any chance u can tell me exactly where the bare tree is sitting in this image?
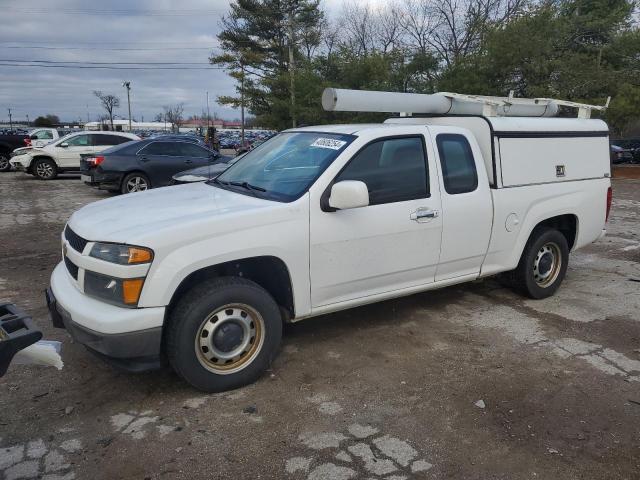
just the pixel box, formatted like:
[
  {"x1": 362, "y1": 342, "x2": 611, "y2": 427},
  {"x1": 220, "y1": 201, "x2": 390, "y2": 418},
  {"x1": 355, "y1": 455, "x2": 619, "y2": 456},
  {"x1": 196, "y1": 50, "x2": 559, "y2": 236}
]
[
  {"x1": 375, "y1": 4, "x2": 404, "y2": 53},
  {"x1": 424, "y1": 0, "x2": 528, "y2": 67},
  {"x1": 402, "y1": 0, "x2": 438, "y2": 55},
  {"x1": 321, "y1": 16, "x2": 343, "y2": 58},
  {"x1": 341, "y1": 1, "x2": 375, "y2": 55},
  {"x1": 93, "y1": 91, "x2": 120, "y2": 131},
  {"x1": 163, "y1": 103, "x2": 184, "y2": 133}
]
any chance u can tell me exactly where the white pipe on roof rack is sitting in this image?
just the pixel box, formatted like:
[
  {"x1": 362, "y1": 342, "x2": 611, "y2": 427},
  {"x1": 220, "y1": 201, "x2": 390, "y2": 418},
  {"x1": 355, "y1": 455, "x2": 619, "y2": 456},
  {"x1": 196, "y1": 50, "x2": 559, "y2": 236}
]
[{"x1": 322, "y1": 88, "x2": 560, "y2": 117}]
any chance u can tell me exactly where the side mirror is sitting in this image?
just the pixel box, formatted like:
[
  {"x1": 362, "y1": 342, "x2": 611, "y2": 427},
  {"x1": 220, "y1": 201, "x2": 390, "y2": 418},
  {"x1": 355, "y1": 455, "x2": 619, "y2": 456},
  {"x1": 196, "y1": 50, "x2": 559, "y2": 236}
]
[
  {"x1": 59, "y1": 142, "x2": 69, "y2": 148},
  {"x1": 328, "y1": 180, "x2": 369, "y2": 210},
  {"x1": 30, "y1": 135, "x2": 38, "y2": 140}
]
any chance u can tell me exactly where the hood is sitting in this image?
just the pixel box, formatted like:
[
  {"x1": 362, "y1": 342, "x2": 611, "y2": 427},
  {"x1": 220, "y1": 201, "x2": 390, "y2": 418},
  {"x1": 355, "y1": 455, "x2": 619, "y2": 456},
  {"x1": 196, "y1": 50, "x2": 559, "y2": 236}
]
[
  {"x1": 68, "y1": 182, "x2": 282, "y2": 244},
  {"x1": 173, "y1": 161, "x2": 232, "y2": 181}
]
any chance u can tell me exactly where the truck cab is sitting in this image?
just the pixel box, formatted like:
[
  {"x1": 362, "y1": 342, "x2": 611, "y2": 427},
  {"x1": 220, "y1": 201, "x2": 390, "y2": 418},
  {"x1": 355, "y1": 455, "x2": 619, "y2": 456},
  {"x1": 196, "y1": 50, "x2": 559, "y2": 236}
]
[{"x1": 45, "y1": 90, "x2": 612, "y2": 392}]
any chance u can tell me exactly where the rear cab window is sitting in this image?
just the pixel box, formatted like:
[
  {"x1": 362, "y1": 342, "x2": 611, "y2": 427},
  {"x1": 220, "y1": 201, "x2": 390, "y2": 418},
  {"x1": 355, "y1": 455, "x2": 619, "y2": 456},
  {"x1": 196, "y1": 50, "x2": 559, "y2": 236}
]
[{"x1": 436, "y1": 134, "x2": 478, "y2": 195}]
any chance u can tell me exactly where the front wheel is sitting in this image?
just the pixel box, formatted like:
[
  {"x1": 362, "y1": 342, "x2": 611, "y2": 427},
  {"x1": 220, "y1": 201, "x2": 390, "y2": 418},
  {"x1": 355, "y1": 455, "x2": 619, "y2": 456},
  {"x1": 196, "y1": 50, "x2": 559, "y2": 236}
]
[
  {"x1": 33, "y1": 158, "x2": 58, "y2": 180},
  {"x1": 510, "y1": 227, "x2": 569, "y2": 299},
  {"x1": 121, "y1": 172, "x2": 151, "y2": 194},
  {"x1": 0, "y1": 154, "x2": 10, "y2": 172},
  {"x1": 166, "y1": 277, "x2": 283, "y2": 392}
]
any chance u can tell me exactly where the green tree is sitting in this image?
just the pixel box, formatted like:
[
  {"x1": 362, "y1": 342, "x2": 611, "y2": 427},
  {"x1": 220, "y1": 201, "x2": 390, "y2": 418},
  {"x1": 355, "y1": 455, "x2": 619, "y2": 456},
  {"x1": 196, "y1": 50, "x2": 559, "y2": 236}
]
[
  {"x1": 33, "y1": 114, "x2": 60, "y2": 127},
  {"x1": 212, "y1": 0, "x2": 323, "y2": 130}
]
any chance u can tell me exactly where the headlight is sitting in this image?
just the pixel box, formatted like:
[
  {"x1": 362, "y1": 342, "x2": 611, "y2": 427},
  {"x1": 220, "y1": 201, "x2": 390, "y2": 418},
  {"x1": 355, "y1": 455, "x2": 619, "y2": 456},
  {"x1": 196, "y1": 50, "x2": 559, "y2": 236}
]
[
  {"x1": 89, "y1": 243, "x2": 153, "y2": 264},
  {"x1": 84, "y1": 271, "x2": 145, "y2": 307}
]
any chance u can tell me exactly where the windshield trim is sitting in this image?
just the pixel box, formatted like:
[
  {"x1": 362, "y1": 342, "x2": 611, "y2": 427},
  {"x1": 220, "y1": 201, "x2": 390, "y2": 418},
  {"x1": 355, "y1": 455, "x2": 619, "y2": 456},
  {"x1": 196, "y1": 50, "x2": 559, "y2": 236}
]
[{"x1": 208, "y1": 131, "x2": 356, "y2": 203}]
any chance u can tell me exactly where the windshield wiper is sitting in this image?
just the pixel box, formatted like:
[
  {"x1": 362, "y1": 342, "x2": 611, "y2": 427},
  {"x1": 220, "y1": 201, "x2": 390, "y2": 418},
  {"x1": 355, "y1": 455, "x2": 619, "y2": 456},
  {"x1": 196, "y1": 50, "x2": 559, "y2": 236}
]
[{"x1": 230, "y1": 181, "x2": 267, "y2": 192}]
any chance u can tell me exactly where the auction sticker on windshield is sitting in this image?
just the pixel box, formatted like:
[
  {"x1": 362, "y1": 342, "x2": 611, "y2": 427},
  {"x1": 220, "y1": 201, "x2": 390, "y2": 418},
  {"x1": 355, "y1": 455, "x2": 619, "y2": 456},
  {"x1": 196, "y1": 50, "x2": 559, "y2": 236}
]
[{"x1": 310, "y1": 138, "x2": 347, "y2": 150}]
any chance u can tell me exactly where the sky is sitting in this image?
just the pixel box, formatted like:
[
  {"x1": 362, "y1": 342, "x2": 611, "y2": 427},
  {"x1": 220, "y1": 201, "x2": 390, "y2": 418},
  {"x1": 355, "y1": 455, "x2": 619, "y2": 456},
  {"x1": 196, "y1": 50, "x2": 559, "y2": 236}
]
[{"x1": 0, "y1": 0, "x2": 384, "y2": 125}]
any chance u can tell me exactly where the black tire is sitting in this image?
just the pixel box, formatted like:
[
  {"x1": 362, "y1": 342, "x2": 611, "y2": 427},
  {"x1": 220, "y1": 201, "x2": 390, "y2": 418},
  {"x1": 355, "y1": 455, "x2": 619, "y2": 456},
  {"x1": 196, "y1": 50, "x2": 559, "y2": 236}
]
[
  {"x1": 121, "y1": 172, "x2": 151, "y2": 194},
  {"x1": 0, "y1": 154, "x2": 10, "y2": 172},
  {"x1": 166, "y1": 277, "x2": 283, "y2": 392},
  {"x1": 510, "y1": 227, "x2": 569, "y2": 299},
  {"x1": 33, "y1": 158, "x2": 58, "y2": 180}
]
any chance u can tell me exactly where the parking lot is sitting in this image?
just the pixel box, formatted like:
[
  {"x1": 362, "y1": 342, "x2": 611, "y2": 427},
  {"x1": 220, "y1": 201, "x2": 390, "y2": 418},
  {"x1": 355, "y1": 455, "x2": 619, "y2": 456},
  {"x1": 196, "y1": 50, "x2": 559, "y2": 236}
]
[{"x1": 0, "y1": 171, "x2": 638, "y2": 479}]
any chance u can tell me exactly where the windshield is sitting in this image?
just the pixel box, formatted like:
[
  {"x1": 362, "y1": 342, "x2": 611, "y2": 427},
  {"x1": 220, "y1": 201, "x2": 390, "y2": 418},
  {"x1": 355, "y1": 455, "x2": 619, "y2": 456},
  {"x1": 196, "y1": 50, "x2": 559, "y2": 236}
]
[{"x1": 213, "y1": 132, "x2": 354, "y2": 202}]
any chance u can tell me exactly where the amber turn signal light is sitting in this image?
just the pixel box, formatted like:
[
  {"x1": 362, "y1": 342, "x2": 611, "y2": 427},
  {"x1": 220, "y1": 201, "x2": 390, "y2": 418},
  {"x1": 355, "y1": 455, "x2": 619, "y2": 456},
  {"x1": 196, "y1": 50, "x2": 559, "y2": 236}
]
[
  {"x1": 128, "y1": 247, "x2": 153, "y2": 264},
  {"x1": 122, "y1": 278, "x2": 145, "y2": 305}
]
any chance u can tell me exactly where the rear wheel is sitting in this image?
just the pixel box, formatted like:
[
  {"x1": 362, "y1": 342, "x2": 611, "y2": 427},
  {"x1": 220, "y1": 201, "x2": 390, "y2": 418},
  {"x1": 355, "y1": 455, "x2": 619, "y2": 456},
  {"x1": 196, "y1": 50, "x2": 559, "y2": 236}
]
[
  {"x1": 121, "y1": 172, "x2": 151, "y2": 194},
  {"x1": 0, "y1": 154, "x2": 10, "y2": 172},
  {"x1": 33, "y1": 158, "x2": 57, "y2": 180},
  {"x1": 166, "y1": 277, "x2": 282, "y2": 392},
  {"x1": 510, "y1": 227, "x2": 569, "y2": 299}
]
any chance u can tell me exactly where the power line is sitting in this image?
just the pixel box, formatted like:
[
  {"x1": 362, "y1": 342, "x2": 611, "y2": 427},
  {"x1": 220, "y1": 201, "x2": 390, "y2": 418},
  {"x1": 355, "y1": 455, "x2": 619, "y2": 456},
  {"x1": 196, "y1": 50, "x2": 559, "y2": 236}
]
[
  {"x1": 3, "y1": 8, "x2": 227, "y2": 16},
  {"x1": 0, "y1": 45, "x2": 215, "y2": 51},
  {"x1": 0, "y1": 63, "x2": 224, "y2": 70},
  {"x1": 0, "y1": 59, "x2": 211, "y2": 65}
]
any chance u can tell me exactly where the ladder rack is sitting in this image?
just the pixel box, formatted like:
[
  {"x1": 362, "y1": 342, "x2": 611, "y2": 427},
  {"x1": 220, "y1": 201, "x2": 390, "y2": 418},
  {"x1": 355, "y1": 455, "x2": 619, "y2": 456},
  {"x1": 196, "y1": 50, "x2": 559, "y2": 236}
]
[{"x1": 322, "y1": 88, "x2": 610, "y2": 119}]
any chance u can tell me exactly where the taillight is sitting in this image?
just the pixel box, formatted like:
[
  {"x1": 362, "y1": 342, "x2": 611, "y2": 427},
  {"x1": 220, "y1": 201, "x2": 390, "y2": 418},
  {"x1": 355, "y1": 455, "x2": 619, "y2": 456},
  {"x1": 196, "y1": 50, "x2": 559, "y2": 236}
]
[
  {"x1": 24, "y1": 138, "x2": 31, "y2": 146},
  {"x1": 87, "y1": 156, "x2": 105, "y2": 166},
  {"x1": 606, "y1": 186, "x2": 612, "y2": 222}
]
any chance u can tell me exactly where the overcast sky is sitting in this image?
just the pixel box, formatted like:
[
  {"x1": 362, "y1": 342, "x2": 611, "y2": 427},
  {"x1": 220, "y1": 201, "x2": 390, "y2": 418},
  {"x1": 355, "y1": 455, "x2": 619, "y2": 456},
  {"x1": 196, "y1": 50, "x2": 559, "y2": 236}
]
[{"x1": 0, "y1": 0, "x2": 362, "y2": 124}]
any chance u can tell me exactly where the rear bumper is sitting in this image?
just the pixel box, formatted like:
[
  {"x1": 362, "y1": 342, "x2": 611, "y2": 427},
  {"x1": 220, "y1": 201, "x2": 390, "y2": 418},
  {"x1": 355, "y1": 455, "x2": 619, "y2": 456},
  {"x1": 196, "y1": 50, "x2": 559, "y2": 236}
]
[
  {"x1": 48, "y1": 262, "x2": 165, "y2": 371},
  {"x1": 80, "y1": 170, "x2": 122, "y2": 190}
]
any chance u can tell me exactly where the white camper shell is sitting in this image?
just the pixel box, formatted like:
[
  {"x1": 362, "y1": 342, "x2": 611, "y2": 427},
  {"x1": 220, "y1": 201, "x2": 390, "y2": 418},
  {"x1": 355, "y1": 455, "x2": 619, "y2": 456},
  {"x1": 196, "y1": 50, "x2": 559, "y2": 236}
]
[{"x1": 385, "y1": 116, "x2": 610, "y2": 188}]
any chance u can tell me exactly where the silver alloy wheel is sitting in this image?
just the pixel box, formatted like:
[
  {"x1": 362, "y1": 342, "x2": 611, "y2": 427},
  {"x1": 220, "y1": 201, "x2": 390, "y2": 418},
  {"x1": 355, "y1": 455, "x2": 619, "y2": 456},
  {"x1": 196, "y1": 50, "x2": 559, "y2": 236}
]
[
  {"x1": 0, "y1": 156, "x2": 8, "y2": 170},
  {"x1": 533, "y1": 242, "x2": 562, "y2": 287},
  {"x1": 195, "y1": 304, "x2": 265, "y2": 375},
  {"x1": 36, "y1": 161, "x2": 54, "y2": 178},
  {"x1": 126, "y1": 176, "x2": 149, "y2": 192}
]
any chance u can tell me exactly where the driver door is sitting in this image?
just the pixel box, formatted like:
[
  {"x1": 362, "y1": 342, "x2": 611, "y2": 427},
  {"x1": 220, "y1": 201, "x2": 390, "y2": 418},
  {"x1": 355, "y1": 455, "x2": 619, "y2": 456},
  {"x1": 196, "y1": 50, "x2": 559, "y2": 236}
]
[
  {"x1": 309, "y1": 132, "x2": 443, "y2": 308},
  {"x1": 56, "y1": 134, "x2": 93, "y2": 168}
]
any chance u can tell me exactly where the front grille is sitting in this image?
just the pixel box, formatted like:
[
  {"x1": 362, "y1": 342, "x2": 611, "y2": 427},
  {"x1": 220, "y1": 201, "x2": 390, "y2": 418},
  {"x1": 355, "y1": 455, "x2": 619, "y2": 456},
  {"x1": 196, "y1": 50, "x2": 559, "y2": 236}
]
[
  {"x1": 64, "y1": 256, "x2": 79, "y2": 280},
  {"x1": 65, "y1": 226, "x2": 88, "y2": 253}
]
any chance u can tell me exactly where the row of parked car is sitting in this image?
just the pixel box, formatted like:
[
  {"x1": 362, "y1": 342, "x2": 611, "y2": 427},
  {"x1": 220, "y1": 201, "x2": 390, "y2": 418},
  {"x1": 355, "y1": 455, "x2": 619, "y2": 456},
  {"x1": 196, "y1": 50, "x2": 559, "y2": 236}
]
[{"x1": 2, "y1": 129, "x2": 241, "y2": 194}]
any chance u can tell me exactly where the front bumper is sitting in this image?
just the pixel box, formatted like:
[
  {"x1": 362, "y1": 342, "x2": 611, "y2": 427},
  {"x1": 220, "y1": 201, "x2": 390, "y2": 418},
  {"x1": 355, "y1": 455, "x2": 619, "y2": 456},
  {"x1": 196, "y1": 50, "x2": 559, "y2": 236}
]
[
  {"x1": 9, "y1": 156, "x2": 31, "y2": 171},
  {"x1": 48, "y1": 262, "x2": 165, "y2": 371}
]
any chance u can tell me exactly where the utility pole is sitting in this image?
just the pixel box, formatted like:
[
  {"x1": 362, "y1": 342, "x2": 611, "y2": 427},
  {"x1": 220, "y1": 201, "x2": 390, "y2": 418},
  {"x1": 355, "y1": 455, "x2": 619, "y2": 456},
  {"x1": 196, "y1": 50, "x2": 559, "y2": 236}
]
[
  {"x1": 26, "y1": 114, "x2": 29, "y2": 126},
  {"x1": 240, "y1": 63, "x2": 245, "y2": 145},
  {"x1": 288, "y1": 8, "x2": 297, "y2": 128},
  {"x1": 123, "y1": 81, "x2": 132, "y2": 131},
  {"x1": 206, "y1": 91, "x2": 211, "y2": 130},
  {"x1": 8, "y1": 108, "x2": 12, "y2": 132}
]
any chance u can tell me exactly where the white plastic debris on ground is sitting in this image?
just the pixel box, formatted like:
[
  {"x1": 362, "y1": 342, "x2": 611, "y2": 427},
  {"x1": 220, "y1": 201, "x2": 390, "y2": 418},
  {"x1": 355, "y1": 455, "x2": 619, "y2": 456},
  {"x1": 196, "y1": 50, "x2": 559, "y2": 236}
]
[{"x1": 13, "y1": 341, "x2": 63, "y2": 370}]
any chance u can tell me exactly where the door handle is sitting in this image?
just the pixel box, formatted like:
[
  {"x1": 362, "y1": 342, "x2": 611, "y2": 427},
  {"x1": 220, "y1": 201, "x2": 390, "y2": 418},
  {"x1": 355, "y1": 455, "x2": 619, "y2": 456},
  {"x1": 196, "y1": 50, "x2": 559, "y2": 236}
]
[
  {"x1": 140, "y1": 156, "x2": 149, "y2": 162},
  {"x1": 185, "y1": 159, "x2": 193, "y2": 164},
  {"x1": 410, "y1": 208, "x2": 439, "y2": 222}
]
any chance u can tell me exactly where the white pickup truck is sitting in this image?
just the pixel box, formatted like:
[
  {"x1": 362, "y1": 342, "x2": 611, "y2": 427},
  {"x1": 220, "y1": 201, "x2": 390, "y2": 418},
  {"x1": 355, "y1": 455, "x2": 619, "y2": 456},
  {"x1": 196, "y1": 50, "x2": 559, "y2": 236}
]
[{"x1": 45, "y1": 89, "x2": 612, "y2": 391}]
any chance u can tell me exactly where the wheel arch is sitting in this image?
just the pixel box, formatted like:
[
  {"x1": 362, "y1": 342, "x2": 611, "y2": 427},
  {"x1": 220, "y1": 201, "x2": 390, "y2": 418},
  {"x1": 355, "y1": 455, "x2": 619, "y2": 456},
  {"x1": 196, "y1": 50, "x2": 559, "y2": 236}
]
[
  {"x1": 31, "y1": 154, "x2": 56, "y2": 165},
  {"x1": 533, "y1": 214, "x2": 578, "y2": 251},
  {"x1": 165, "y1": 255, "x2": 296, "y2": 323},
  {"x1": 121, "y1": 170, "x2": 152, "y2": 190}
]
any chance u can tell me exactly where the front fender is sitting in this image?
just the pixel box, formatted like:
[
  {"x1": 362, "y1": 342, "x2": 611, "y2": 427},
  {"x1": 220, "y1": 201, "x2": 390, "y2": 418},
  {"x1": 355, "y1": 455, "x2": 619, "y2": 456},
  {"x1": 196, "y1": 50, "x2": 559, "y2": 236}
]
[{"x1": 137, "y1": 215, "x2": 310, "y2": 317}]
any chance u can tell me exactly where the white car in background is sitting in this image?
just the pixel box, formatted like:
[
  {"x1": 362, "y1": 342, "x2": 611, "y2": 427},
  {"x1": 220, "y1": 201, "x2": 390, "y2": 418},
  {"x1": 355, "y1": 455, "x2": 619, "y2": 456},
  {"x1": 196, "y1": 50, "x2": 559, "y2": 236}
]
[{"x1": 10, "y1": 131, "x2": 139, "y2": 180}]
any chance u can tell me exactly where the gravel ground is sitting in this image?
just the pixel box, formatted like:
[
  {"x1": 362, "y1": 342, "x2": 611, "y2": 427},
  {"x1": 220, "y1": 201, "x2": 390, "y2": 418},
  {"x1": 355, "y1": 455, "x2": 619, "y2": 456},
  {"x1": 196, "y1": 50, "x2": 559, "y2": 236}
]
[{"x1": 0, "y1": 171, "x2": 639, "y2": 480}]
